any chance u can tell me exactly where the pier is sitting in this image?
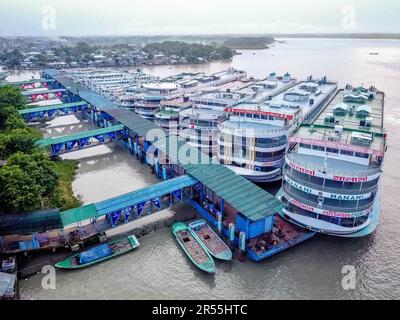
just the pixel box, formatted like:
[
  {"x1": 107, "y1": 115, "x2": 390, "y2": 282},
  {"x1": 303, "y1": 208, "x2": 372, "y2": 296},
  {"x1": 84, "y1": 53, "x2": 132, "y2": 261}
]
[
  {"x1": 0, "y1": 71, "x2": 316, "y2": 262},
  {"x1": 19, "y1": 101, "x2": 89, "y2": 122}
]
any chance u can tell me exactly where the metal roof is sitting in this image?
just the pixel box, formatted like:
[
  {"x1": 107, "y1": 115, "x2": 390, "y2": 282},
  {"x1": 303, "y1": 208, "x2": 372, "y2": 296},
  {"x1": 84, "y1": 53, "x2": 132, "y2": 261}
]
[
  {"x1": 60, "y1": 204, "x2": 98, "y2": 227},
  {"x1": 0, "y1": 209, "x2": 62, "y2": 236},
  {"x1": 183, "y1": 164, "x2": 284, "y2": 220},
  {"x1": 1, "y1": 78, "x2": 55, "y2": 86},
  {"x1": 0, "y1": 272, "x2": 16, "y2": 298},
  {"x1": 19, "y1": 101, "x2": 87, "y2": 115},
  {"x1": 105, "y1": 107, "x2": 160, "y2": 137},
  {"x1": 36, "y1": 124, "x2": 125, "y2": 147},
  {"x1": 95, "y1": 175, "x2": 197, "y2": 215},
  {"x1": 60, "y1": 176, "x2": 197, "y2": 226},
  {"x1": 21, "y1": 88, "x2": 67, "y2": 96}
]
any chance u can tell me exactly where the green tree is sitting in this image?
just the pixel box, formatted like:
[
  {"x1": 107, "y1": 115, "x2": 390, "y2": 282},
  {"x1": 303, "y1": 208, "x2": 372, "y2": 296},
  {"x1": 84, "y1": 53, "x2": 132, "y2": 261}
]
[
  {"x1": 7, "y1": 151, "x2": 59, "y2": 197},
  {"x1": 3, "y1": 128, "x2": 36, "y2": 156},
  {"x1": 0, "y1": 165, "x2": 41, "y2": 212},
  {"x1": 0, "y1": 86, "x2": 26, "y2": 110}
]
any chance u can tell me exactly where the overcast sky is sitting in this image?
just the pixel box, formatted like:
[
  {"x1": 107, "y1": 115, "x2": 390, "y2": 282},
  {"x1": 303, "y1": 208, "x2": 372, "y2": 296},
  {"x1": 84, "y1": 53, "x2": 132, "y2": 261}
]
[{"x1": 1, "y1": 0, "x2": 399, "y2": 36}]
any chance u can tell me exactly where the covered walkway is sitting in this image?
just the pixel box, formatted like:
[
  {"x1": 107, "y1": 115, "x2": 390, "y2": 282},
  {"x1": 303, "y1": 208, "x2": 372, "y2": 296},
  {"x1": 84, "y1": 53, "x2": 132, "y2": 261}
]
[
  {"x1": 36, "y1": 124, "x2": 128, "y2": 155},
  {"x1": 60, "y1": 175, "x2": 198, "y2": 228},
  {"x1": 19, "y1": 101, "x2": 88, "y2": 121}
]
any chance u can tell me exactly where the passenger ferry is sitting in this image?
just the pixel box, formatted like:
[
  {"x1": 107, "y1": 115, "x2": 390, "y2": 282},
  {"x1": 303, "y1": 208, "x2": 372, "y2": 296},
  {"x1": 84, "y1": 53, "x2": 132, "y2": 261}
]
[
  {"x1": 218, "y1": 75, "x2": 338, "y2": 182},
  {"x1": 154, "y1": 97, "x2": 192, "y2": 134},
  {"x1": 134, "y1": 82, "x2": 180, "y2": 120},
  {"x1": 179, "y1": 88, "x2": 251, "y2": 157},
  {"x1": 279, "y1": 85, "x2": 387, "y2": 237}
]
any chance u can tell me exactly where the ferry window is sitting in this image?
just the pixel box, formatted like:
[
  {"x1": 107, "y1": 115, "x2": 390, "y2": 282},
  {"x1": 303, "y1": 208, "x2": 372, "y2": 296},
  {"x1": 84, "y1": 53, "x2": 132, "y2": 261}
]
[
  {"x1": 340, "y1": 150, "x2": 354, "y2": 156},
  {"x1": 312, "y1": 145, "x2": 325, "y2": 151},
  {"x1": 300, "y1": 143, "x2": 312, "y2": 149},
  {"x1": 246, "y1": 113, "x2": 252, "y2": 118},
  {"x1": 269, "y1": 116, "x2": 274, "y2": 120},
  {"x1": 355, "y1": 152, "x2": 369, "y2": 159},
  {"x1": 326, "y1": 148, "x2": 339, "y2": 154}
]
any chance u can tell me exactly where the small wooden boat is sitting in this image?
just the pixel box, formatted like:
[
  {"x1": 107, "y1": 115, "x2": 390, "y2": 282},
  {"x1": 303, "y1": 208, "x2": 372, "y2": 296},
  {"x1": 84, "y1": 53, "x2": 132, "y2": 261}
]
[
  {"x1": 188, "y1": 220, "x2": 232, "y2": 261},
  {"x1": 55, "y1": 235, "x2": 140, "y2": 269},
  {"x1": 172, "y1": 222, "x2": 215, "y2": 274}
]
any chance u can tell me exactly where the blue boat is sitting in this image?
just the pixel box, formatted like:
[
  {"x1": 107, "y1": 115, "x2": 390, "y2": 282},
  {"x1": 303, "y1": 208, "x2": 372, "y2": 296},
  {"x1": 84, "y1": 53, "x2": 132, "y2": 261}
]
[{"x1": 188, "y1": 219, "x2": 232, "y2": 261}]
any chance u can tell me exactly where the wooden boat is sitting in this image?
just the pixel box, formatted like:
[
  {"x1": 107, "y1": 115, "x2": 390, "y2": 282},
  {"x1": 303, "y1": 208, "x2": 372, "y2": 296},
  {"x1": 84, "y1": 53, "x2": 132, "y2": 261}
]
[
  {"x1": 172, "y1": 222, "x2": 215, "y2": 274},
  {"x1": 188, "y1": 220, "x2": 232, "y2": 261},
  {"x1": 55, "y1": 235, "x2": 140, "y2": 270}
]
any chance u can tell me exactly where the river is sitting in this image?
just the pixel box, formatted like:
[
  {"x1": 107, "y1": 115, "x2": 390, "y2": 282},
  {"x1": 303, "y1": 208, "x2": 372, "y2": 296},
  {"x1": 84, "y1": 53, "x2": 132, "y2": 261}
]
[{"x1": 14, "y1": 38, "x2": 400, "y2": 299}]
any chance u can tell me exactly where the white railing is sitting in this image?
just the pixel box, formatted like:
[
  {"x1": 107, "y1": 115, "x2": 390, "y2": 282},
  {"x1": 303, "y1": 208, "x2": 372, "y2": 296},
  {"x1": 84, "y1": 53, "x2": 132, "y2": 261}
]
[{"x1": 286, "y1": 152, "x2": 381, "y2": 177}]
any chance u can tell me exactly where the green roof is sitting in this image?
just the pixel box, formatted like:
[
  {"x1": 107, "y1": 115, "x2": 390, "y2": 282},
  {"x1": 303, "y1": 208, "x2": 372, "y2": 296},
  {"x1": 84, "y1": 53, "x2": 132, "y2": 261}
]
[
  {"x1": 21, "y1": 88, "x2": 67, "y2": 96},
  {"x1": 36, "y1": 124, "x2": 126, "y2": 148},
  {"x1": 105, "y1": 108, "x2": 161, "y2": 137},
  {"x1": 60, "y1": 176, "x2": 197, "y2": 226},
  {"x1": 1, "y1": 78, "x2": 55, "y2": 86},
  {"x1": 183, "y1": 164, "x2": 284, "y2": 221},
  {"x1": 19, "y1": 101, "x2": 87, "y2": 115},
  {"x1": 95, "y1": 175, "x2": 197, "y2": 215},
  {"x1": 60, "y1": 204, "x2": 98, "y2": 227}
]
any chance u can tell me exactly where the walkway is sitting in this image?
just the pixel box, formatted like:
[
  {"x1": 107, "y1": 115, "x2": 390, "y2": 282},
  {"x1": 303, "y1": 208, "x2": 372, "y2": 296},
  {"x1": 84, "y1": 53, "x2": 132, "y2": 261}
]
[
  {"x1": 36, "y1": 124, "x2": 128, "y2": 155},
  {"x1": 19, "y1": 101, "x2": 88, "y2": 121}
]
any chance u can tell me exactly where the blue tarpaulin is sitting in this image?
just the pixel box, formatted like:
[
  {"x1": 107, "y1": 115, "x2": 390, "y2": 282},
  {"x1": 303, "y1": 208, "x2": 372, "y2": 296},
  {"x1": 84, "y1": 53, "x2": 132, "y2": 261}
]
[{"x1": 79, "y1": 243, "x2": 112, "y2": 265}]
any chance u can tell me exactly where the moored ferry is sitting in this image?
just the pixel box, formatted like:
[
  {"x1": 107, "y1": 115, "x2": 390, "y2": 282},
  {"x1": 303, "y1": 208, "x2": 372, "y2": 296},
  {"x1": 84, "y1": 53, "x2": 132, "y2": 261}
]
[
  {"x1": 134, "y1": 82, "x2": 181, "y2": 120},
  {"x1": 279, "y1": 85, "x2": 387, "y2": 237},
  {"x1": 154, "y1": 97, "x2": 192, "y2": 134},
  {"x1": 218, "y1": 75, "x2": 337, "y2": 182}
]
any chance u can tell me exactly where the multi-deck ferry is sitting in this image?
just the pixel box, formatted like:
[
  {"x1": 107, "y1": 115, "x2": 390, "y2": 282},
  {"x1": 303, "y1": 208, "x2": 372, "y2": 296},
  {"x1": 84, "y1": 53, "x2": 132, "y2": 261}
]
[
  {"x1": 218, "y1": 75, "x2": 337, "y2": 182},
  {"x1": 134, "y1": 82, "x2": 181, "y2": 120},
  {"x1": 179, "y1": 88, "x2": 252, "y2": 157},
  {"x1": 279, "y1": 85, "x2": 387, "y2": 237},
  {"x1": 154, "y1": 97, "x2": 192, "y2": 134}
]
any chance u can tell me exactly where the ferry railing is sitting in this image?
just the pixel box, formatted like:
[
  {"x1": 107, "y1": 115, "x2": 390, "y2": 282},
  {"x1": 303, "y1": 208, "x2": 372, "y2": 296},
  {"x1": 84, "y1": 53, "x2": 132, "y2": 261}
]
[
  {"x1": 285, "y1": 153, "x2": 381, "y2": 177},
  {"x1": 218, "y1": 123, "x2": 288, "y2": 135},
  {"x1": 217, "y1": 137, "x2": 286, "y2": 149},
  {"x1": 284, "y1": 170, "x2": 379, "y2": 195},
  {"x1": 282, "y1": 184, "x2": 374, "y2": 214}
]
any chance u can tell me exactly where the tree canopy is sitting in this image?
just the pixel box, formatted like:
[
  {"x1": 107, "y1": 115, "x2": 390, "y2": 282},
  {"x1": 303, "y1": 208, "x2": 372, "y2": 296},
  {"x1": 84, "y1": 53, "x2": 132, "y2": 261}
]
[{"x1": 0, "y1": 86, "x2": 80, "y2": 213}]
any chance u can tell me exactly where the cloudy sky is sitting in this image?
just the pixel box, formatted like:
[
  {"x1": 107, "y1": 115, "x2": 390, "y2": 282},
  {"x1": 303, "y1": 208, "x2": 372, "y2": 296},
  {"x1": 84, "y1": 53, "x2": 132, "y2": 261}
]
[{"x1": 0, "y1": 0, "x2": 399, "y2": 36}]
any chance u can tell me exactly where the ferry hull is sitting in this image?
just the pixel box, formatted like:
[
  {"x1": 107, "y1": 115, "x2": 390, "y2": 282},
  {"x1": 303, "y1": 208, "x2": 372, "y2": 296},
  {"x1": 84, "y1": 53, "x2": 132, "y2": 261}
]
[
  {"x1": 277, "y1": 188, "x2": 381, "y2": 238},
  {"x1": 225, "y1": 165, "x2": 282, "y2": 183}
]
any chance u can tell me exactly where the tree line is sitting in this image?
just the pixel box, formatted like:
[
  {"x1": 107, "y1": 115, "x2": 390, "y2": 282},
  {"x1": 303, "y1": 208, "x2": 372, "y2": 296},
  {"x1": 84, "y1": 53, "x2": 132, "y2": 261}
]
[{"x1": 0, "y1": 86, "x2": 80, "y2": 213}]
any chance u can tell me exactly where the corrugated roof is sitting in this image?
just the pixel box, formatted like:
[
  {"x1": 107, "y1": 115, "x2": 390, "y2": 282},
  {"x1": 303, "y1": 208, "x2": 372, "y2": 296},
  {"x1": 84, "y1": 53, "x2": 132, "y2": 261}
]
[
  {"x1": 19, "y1": 101, "x2": 87, "y2": 115},
  {"x1": 95, "y1": 175, "x2": 197, "y2": 215},
  {"x1": 60, "y1": 204, "x2": 98, "y2": 226},
  {"x1": 183, "y1": 164, "x2": 284, "y2": 220},
  {"x1": 36, "y1": 124, "x2": 126, "y2": 147},
  {"x1": 105, "y1": 108, "x2": 162, "y2": 137},
  {"x1": 0, "y1": 272, "x2": 16, "y2": 298},
  {"x1": 1, "y1": 78, "x2": 55, "y2": 86},
  {"x1": 60, "y1": 176, "x2": 197, "y2": 226},
  {"x1": 0, "y1": 209, "x2": 61, "y2": 235},
  {"x1": 21, "y1": 88, "x2": 67, "y2": 96}
]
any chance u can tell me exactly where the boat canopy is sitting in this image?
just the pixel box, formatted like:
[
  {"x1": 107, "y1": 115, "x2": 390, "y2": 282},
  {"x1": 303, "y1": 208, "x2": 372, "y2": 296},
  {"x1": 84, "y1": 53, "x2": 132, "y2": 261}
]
[{"x1": 79, "y1": 243, "x2": 112, "y2": 265}]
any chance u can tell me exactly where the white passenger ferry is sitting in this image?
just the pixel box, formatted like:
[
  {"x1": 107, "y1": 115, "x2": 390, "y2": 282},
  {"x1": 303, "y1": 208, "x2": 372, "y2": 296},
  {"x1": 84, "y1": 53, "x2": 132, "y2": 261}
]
[
  {"x1": 218, "y1": 75, "x2": 337, "y2": 182},
  {"x1": 279, "y1": 85, "x2": 387, "y2": 237}
]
